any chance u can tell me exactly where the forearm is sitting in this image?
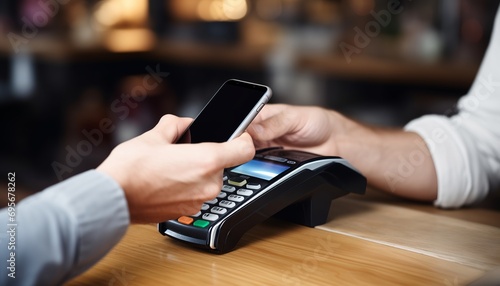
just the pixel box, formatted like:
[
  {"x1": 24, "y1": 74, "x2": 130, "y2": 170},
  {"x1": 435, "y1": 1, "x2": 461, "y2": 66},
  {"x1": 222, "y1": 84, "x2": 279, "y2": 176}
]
[
  {"x1": 333, "y1": 112, "x2": 438, "y2": 201},
  {"x1": 0, "y1": 170, "x2": 129, "y2": 285}
]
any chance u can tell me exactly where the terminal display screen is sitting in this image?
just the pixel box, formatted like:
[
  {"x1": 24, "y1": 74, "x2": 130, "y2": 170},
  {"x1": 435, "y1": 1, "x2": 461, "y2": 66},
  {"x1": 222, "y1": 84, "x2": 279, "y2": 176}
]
[{"x1": 231, "y1": 159, "x2": 290, "y2": 181}]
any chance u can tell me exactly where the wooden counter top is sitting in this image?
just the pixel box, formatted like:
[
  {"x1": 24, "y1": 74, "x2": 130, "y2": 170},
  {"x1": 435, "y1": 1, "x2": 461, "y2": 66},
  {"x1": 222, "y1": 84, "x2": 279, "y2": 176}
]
[{"x1": 67, "y1": 191, "x2": 500, "y2": 285}]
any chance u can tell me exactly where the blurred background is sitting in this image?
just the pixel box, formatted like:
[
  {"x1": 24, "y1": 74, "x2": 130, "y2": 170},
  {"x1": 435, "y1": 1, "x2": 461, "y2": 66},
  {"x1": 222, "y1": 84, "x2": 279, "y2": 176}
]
[{"x1": 1, "y1": 0, "x2": 499, "y2": 197}]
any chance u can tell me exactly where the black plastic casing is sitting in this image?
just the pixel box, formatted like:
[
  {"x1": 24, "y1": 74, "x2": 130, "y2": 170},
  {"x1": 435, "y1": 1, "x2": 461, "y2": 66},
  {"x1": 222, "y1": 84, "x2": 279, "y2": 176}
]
[{"x1": 158, "y1": 148, "x2": 366, "y2": 253}]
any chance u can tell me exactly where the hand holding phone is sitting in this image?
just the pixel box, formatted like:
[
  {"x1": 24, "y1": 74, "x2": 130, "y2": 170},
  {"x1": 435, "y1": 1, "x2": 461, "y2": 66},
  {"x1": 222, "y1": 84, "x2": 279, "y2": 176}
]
[{"x1": 177, "y1": 79, "x2": 272, "y2": 143}]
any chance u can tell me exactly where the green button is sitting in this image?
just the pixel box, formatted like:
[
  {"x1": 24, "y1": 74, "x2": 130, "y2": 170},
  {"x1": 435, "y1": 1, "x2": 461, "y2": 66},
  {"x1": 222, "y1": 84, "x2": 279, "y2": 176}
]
[{"x1": 193, "y1": 219, "x2": 210, "y2": 228}]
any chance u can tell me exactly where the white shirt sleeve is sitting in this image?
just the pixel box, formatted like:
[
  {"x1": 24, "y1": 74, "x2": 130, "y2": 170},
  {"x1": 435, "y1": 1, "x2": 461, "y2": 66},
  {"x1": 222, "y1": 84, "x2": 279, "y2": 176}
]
[
  {"x1": 0, "y1": 170, "x2": 130, "y2": 285},
  {"x1": 405, "y1": 5, "x2": 500, "y2": 208}
]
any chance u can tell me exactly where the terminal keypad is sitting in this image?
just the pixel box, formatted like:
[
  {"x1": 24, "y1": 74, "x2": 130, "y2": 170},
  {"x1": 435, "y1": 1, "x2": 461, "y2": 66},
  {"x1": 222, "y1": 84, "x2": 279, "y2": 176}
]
[{"x1": 177, "y1": 174, "x2": 265, "y2": 228}]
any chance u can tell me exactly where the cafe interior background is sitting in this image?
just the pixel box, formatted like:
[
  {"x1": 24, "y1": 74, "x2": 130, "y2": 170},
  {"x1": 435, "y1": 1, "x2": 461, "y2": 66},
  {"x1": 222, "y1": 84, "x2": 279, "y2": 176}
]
[{"x1": 0, "y1": 0, "x2": 499, "y2": 201}]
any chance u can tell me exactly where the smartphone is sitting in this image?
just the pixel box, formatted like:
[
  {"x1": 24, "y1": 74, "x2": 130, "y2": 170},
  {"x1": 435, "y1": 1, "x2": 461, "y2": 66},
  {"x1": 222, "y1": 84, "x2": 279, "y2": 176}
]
[{"x1": 177, "y1": 79, "x2": 272, "y2": 143}]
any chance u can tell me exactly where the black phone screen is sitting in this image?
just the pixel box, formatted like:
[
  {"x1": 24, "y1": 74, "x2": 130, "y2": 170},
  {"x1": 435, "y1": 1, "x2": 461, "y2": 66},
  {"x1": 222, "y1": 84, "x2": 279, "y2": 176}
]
[{"x1": 178, "y1": 80, "x2": 269, "y2": 143}]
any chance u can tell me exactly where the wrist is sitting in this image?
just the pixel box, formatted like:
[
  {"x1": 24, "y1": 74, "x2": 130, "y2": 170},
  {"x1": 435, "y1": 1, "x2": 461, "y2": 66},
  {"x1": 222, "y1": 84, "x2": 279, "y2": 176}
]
[
  {"x1": 96, "y1": 159, "x2": 131, "y2": 194},
  {"x1": 333, "y1": 113, "x2": 383, "y2": 174}
]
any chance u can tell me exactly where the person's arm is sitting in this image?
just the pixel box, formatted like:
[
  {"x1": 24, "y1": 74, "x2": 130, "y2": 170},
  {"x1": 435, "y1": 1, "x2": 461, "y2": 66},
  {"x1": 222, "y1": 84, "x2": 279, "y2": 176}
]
[
  {"x1": 249, "y1": 6, "x2": 500, "y2": 208},
  {"x1": 404, "y1": 4, "x2": 500, "y2": 208},
  {"x1": 0, "y1": 170, "x2": 129, "y2": 286},
  {"x1": 334, "y1": 114, "x2": 439, "y2": 201},
  {"x1": 0, "y1": 114, "x2": 255, "y2": 285},
  {"x1": 248, "y1": 105, "x2": 437, "y2": 202}
]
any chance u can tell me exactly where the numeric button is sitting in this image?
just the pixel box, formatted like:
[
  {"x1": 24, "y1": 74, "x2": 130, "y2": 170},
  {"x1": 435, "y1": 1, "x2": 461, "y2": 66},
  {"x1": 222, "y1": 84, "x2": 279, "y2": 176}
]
[
  {"x1": 219, "y1": 200, "x2": 236, "y2": 208},
  {"x1": 237, "y1": 189, "x2": 253, "y2": 196},
  {"x1": 228, "y1": 194, "x2": 245, "y2": 202},
  {"x1": 202, "y1": 213, "x2": 219, "y2": 221},
  {"x1": 206, "y1": 198, "x2": 218, "y2": 204},
  {"x1": 222, "y1": 185, "x2": 236, "y2": 193},
  {"x1": 211, "y1": 206, "x2": 227, "y2": 215}
]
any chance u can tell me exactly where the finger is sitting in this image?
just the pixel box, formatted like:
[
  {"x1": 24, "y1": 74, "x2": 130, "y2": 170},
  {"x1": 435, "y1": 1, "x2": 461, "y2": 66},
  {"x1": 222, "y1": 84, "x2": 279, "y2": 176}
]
[
  {"x1": 248, "y1": 104, "x2": 286, "y2": 139},
  {"x1": 217, "y1": 132, "x2": 255, "y2": 168},
  {"x1": 251, "y1": 104, "x2": 284, "y2": 124},
  {"x1": 248, "y1": 109, "x2": 295, "y2": 142},
  {"x1": 175, "y1": 117, "x2": 194, "y2": 140},
  {"x1": 154, "y1": 114, "x2": 193, "y2": 142}
]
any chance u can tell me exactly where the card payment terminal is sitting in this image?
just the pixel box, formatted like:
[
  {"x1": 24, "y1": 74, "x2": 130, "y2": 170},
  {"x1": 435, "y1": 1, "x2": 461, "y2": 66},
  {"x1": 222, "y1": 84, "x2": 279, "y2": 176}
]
[{"x1": 158, "y1": 147, "x2": 366, "y2": 253}]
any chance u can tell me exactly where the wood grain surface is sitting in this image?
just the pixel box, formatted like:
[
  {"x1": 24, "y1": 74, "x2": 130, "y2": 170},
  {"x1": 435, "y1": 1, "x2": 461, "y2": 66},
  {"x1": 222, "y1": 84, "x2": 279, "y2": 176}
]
[
  {"x1": 319, "y1": 198, "x2": 500, "y2": 271},
  {"x1": 67, "y1": 217, "x2": 486, "y2": 285}
]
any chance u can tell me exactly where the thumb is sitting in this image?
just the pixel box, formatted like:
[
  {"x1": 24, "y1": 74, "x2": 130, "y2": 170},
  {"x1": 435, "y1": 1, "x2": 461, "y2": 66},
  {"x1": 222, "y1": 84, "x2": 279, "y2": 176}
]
[
  {"x1": 153, "y1": 115, "x2": 193, "y2": 143},
  {"x1": 219, "y1": 132, "x2": 255, "y2": 168},
  {"x1": 248, "y1": 112, "x2": 293, "y2": 142}
]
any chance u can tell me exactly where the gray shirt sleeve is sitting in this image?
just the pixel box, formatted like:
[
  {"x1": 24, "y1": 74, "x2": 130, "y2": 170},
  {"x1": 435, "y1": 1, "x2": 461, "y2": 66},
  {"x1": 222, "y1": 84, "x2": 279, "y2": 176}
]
[{"x1": 0, "y1": 170, "x2": 130, "y2": 285}]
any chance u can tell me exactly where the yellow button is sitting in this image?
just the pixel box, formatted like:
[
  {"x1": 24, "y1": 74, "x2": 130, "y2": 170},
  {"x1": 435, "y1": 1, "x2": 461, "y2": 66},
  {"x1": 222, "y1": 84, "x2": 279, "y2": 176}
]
[{"x1": 228, "y1": 178, "x2": 247, "y2": 187}]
